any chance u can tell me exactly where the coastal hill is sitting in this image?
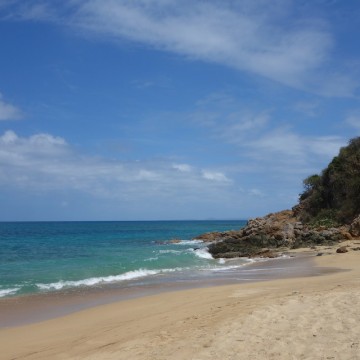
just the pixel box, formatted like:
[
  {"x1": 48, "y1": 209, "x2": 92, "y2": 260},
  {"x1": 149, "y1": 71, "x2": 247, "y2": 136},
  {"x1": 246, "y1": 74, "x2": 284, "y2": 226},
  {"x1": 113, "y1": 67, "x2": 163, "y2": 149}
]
[{"x1": 196, "y1": 137, "x2": 360, "y2": 258}]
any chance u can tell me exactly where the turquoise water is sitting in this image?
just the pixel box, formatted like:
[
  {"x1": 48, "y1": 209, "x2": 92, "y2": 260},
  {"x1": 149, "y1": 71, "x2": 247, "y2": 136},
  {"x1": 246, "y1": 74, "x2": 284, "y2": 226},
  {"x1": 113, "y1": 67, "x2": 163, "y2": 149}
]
[{"x1": 0, "y1": 220, "x2": 247, "y2": 298}]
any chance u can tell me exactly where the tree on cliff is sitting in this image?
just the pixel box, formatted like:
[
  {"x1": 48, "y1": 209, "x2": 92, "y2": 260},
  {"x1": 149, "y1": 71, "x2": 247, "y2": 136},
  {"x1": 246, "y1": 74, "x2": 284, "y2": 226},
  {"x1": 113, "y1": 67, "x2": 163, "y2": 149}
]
[{"x1": 298, "y1": 137, "x2": 360, "y2": 225}]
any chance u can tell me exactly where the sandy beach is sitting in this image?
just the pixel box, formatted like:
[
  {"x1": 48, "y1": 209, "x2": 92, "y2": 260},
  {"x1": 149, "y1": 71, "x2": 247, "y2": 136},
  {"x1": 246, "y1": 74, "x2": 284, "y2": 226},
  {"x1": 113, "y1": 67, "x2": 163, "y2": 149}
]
[{"x1": 1, "y1": 240, "x2": 360, "y2": 360}]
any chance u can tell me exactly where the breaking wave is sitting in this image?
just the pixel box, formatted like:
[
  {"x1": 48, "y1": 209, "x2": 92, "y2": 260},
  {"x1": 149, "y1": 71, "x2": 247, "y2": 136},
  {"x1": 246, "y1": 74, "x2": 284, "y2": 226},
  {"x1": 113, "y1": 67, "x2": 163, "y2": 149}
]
[
  {"x1": 36, "y1": 268, "x2": 182, "y2": 291},
  {"x1": 0, "y1": 287, "x2": 20, "y2": 297}
]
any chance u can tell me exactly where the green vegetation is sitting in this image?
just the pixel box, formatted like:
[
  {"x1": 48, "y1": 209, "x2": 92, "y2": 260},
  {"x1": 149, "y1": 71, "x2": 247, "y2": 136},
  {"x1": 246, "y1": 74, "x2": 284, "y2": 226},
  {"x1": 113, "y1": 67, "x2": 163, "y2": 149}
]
[{"x1": 298, "y1": 137, "x2": 360, "y2": 225}]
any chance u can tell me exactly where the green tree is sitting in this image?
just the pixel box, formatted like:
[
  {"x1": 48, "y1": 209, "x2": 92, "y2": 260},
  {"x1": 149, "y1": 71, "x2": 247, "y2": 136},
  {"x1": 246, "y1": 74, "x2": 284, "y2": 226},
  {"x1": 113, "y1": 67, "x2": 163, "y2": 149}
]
[{"x1": 298, "y1": 137, "x2": 360, "y2": 225}]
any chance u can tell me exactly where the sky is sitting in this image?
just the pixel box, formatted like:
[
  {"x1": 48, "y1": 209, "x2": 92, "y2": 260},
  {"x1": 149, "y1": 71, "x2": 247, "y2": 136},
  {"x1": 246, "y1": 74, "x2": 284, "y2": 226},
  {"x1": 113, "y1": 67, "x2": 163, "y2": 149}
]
[{"x1": 0, "y1": 0, "x2": 360, "y2": 221}]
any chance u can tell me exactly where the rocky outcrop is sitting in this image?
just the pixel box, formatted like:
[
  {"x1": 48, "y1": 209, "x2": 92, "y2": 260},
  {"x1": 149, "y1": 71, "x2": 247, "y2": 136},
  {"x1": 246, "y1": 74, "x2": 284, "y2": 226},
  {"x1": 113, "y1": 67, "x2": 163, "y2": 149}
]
[
  {"x1": 350, "y1": 215, "x2": 360, "y2": 237},
  {"x1": 194, "y1": 210, "x2": 347, "y2": 259}
]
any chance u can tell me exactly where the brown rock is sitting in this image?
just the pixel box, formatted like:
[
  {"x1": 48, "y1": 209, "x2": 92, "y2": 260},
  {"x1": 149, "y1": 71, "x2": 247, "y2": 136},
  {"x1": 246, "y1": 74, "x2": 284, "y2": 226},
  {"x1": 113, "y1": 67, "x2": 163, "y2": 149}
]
[
  {"x1": 168, "y1": 239, "x2": 182, "y2": 244},
  {"x1": 350, "y1": 215, "x2": 360, "y2": 237},
  {"x1": 196, "y1": 209, "x2": 346, "y2": 259},
  {"x1": 340, "y1": 231, "x2": 353, "y2": 240},
  {"x1": 336, "y1": 246, "x2": 348, "y2": 253},
  {"x1": 194, "y1": 232, "x2": 223, "y2": 242},
  {"x1": 255, "y1": 249, "x2": 278, "y2": 258}
]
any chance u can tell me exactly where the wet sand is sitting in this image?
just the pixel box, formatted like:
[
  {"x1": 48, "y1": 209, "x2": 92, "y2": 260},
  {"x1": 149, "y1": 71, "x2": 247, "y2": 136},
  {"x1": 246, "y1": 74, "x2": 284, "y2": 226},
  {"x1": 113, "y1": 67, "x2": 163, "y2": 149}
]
[{"x1": 1, "y1": 240, "x2": 360, "y2": 359}]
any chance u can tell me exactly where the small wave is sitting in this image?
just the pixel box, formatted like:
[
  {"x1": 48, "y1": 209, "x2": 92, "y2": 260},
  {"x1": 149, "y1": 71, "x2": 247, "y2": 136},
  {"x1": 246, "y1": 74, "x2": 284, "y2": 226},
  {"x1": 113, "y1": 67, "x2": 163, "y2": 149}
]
[
  {"x1": 192, "y1": 248, "x2": 213, "y2": 260},
  {"x1": 243, "y1": 257, "x2": 268, "y2": 263},
  {"x1": 204, "y1": 265, "x2": 242, "y2": 272},
  {"x1": 159, "y1": 249, "x2": 183, "y2": 254},
  {"x1": 144, "y1": 257, "x2": 159, "y2": 262},
  {"x1": 36, "y1": 269, "x2": 161, "y2": 291},
  {"x1": 174, "y1": 240, "x2": 203, "y2": 245},
  {"x1": 246, "y1": 254, "x2": 291, "y2": 262},
  {"x1": 279, "y1": 254, "x2": 291, "y2": 258},
  {"x1": 0, "y1": 287, "x2": 20, "y2": 297},
  {"x1": 36, "y1": 267, "x2": 186, "y2": 291}
]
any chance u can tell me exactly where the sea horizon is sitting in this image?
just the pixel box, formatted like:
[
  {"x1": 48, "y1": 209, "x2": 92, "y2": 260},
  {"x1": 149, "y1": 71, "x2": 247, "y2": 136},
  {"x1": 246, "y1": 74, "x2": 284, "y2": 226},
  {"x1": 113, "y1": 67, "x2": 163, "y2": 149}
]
[{"x1": 0, "y1": 218, "x2": 248, "y2": 223}]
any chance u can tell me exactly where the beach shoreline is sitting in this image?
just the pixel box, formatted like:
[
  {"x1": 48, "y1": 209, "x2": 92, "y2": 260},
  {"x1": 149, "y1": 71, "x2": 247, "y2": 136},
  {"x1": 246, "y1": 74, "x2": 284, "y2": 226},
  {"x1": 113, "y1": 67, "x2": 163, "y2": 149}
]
[
  {"x1": 0, "y1": 252, "x2": 332, "y2": 328},
  {"x1": 1, "y1": 240, "x2": 360, "y2": 359}
]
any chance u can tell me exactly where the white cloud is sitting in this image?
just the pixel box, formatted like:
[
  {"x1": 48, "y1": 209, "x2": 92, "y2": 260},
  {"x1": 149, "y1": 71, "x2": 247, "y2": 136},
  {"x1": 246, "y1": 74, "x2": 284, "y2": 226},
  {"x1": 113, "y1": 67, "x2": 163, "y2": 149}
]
[
  {"x1": 0, "y1": 130, "x2": 232, "y2": 199},
  {"x1": 202, "y1": 170, "x2": 231, "y2": 183},
  {"x1": 249, "y1": 188, "x2": 264, "y2": 197},
  {"x1": 306, "y1": 136, "x2": 345, "y2": 158},
  {"x1": 1, "y1": 1, "x2": 62, "y2": 21},
  {"x1": 0, "y1": 93, "x2": 22, "y2": 120},
  {"x1": 244, "y1": 128, "x2": 345, "y2": 168},
  {"x1": 248, "y1": 128, "x2": 305, "y2": 158},
  {"x1": 1, "y1": 129, "x2": 18, "y2": 143},
  {"x1": 2, "y1": 0, "x2": 357, "y2": 96},
  {"x1": 29, "y1": 133, "x2": 67, "y2": 146},
  {"x1": 172, "y1": 163, "x2": 192, "y2": 172}
]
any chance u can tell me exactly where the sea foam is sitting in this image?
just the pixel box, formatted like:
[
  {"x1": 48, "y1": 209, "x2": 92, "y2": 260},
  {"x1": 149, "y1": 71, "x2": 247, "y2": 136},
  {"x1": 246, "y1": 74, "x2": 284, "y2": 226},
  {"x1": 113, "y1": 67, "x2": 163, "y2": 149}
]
[
  {"x1": 192, "y1": 248, "x2": 213, "y2": 260},
  {"x1": 205, "y1": 265, "x2": 242, "y2": 272},
  {"x1": 36, "y1": 268, "x2": 183, "y2": 291},
  {"x1": 174, "y1": 239, "x2": 203, "y2": 245},
  {"x1": 0, "y1": 288, "x2": 20, "y2": 297}
]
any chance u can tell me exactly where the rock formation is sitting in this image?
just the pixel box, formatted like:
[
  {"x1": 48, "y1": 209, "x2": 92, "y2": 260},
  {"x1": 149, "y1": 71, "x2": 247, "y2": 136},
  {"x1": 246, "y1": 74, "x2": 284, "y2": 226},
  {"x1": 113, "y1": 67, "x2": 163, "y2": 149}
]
[
  {"x1": 350, "y1": 215, "x2": 360, "y2": 237},
  {"x1": 195, "y1": 210, "x2": 352, "y2": 259}
]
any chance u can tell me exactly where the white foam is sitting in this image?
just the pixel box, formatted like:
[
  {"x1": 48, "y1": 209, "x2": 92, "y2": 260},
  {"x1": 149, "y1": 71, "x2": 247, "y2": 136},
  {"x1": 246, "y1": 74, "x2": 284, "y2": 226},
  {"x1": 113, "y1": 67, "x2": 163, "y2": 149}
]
[
  {"x1": 0, "y1": 287, "x2": 20, "y2": 297},
  {"x1": 36, "y1": 269, "x2": 161, "y2": 291},
  {"x1": 36, "y1": 268, "x2": 185, "y2": 291},
  {"x1": 204, "y1": 265, "x2": 241, "y2": 272},
  {"x1": 244, "y1": 257, "x2": 268, "y2": 263},
  {"x1": 144, "y1": 257, "x2": 159, "y2": 262},
  {"x1": 279, "y1": 254, "x2": 291, "y2": 259},
  {"x1": 192, "y1": 248, "x2": 214, "y2": 260},
  {"x1": 175, "y1": 240, "x2": 203, "y2": 245},
  {"x1": 159, "y1": 249, "x2": 182, "y2": 254},
  {"x1": 218, "y1": 258, "x2": 226, "y2": 264}
]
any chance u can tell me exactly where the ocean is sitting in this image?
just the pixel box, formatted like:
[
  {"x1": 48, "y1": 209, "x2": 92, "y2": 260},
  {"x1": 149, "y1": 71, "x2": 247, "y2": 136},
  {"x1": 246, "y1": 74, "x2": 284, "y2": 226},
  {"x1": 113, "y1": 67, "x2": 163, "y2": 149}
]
[{"x1": 0, "y1": 220, "x2": 248, "y2": 298}]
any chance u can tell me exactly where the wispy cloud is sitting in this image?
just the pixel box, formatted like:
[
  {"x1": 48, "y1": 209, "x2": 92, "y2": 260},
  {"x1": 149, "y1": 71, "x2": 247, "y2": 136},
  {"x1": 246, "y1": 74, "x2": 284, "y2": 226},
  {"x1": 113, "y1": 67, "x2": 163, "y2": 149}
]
[
  {"x1": 72, "y1": 0, "x2": 336, "y2": 94},
  {"x1": 246, "y1": 129, "x2": 345, "y2": 164},
  {"x1": 172, "y1": 163, "x2": 192, "y2": 172},
  {"x1": 1, "y1": 0, "x2": 358, "y2": 97},
  {"x1": 202, "y1": 170, "x2": 231, "y2": 183},
  {"x1": 0, "y1": 93, "x2": 22, "y2": 120},
  {"x1": 189, "y1": 92, "x2": 346, "y2": 177},
  {"x1": 0, "y1": 1, "x2": 63, "y2": 21}
]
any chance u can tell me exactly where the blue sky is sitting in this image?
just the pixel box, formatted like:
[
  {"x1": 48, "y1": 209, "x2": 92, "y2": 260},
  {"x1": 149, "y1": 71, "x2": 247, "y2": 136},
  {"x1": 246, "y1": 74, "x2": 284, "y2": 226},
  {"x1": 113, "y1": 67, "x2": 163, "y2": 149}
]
[{"x1": 0, "y1": 0, "x2": 360, "y2": 221}]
